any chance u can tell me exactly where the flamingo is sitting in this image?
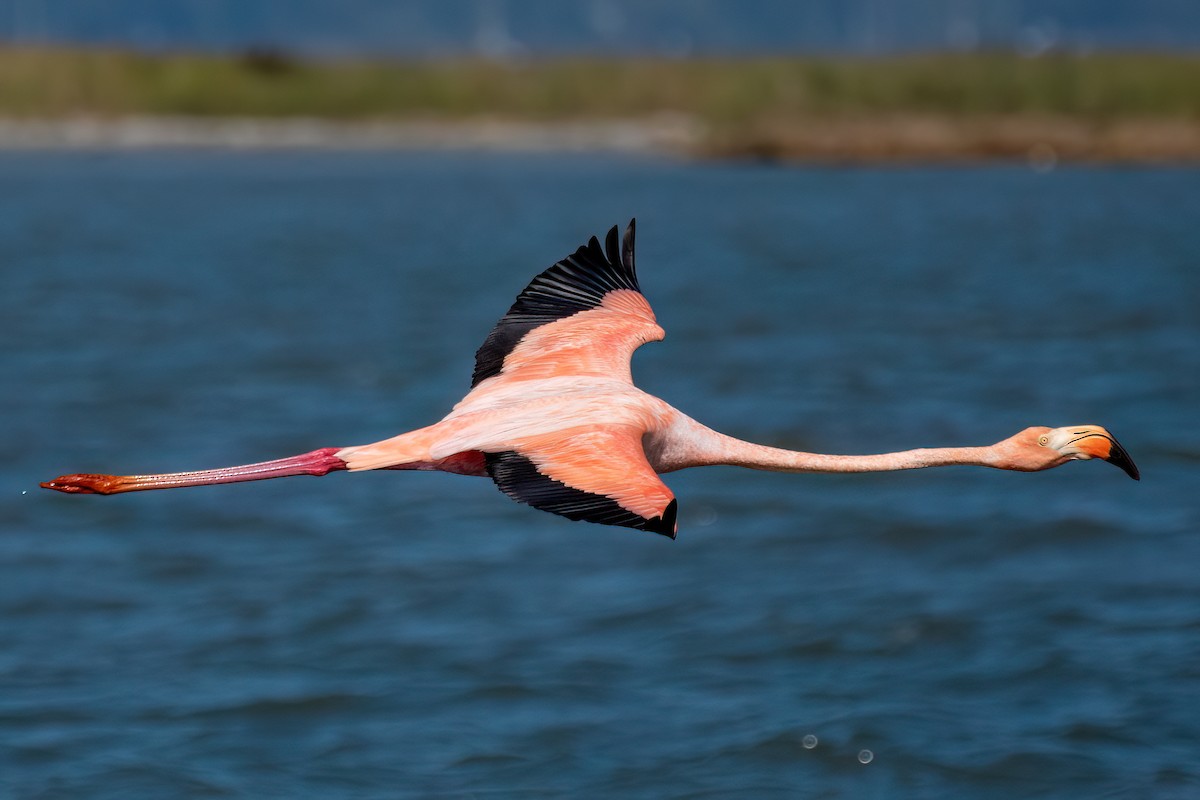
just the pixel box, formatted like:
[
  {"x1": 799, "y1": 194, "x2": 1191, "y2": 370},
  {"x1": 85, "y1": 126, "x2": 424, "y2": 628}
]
[{"x1": 41, "y1": 220, "x2": 1138, "y2": 538}]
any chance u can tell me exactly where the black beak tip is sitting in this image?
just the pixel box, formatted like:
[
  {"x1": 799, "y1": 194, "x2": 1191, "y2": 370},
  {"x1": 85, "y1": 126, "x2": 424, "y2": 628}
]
[{"x1": 1106, "y1": 442, "x2": 1140, "y2": 481}]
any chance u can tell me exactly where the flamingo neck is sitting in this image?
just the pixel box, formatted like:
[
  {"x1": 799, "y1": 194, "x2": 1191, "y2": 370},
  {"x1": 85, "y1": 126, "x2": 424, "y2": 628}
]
[
  {"x1": 710, "y1": 436, "x2": 996, "y2": 474},
  {"x1": 654, "y1": 416, "x2": 997, "y2": 474}
]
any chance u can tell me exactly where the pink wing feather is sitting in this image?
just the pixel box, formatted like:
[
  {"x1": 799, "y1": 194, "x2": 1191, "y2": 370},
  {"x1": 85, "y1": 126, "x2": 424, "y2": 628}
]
[
  {"x1": 487, "y1": 426, "x2": 678, "y2": 538},
  {"x1": 470, "y1": 220, "x2": 677, "y2": 536}
]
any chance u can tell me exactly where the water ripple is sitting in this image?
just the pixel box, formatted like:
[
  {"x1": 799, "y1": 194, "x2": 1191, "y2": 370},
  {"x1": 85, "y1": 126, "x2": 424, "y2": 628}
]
[{"x1": 5, "y1": 153, "x2": 1197, "y2": 799}]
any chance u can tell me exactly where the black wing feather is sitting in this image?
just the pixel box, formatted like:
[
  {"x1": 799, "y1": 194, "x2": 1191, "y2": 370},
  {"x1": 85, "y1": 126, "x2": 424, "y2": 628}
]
[
  {"x1": 485, "y1": 450, "x2": 677, "y2": 538},
  {"x1": 471, "y1": 220, "x2": 641, "y2": 387}
]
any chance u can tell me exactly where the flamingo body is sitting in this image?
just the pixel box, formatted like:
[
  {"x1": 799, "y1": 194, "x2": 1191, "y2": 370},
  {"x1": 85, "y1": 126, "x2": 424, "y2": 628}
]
[
  {"x1": 336, "y1": 224, "x2": 679, "y2": 533},
  {"x1": 42, "y1": 220, "x2": 1139, "y2": 538}
]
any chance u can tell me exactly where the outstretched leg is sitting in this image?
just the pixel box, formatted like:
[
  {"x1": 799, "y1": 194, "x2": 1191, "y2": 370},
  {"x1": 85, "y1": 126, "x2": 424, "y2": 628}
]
[
  {"x1": 41, "y1": 433, "x2": 489, "y2": 495},
  {"x1": 41, "y1": 448, "x2": 348, "y2": 495},
  {"x1": 42, "y1": 418, "x2": 491, "y2": 496}
]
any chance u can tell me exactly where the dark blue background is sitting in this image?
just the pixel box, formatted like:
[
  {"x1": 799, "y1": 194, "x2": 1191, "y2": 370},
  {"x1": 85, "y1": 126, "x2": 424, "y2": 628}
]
[{"x1": 4, "y1": 153, "x2": 1197, "y2": 798}]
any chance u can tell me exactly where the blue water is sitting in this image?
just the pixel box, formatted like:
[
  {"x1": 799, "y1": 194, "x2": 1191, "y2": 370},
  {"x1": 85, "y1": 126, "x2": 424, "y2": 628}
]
[{"x1": 3, "y1": 152, "x2": 1198, "y2": 799}]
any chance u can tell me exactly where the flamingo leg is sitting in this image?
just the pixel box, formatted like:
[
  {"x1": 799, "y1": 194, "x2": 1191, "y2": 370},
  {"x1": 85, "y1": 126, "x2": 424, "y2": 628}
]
[{"x1": 40, "y1": 448, "x2": 347, "y2": 495}]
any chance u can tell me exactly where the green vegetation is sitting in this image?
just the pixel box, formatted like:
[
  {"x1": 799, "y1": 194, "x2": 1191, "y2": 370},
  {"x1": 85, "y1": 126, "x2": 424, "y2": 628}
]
[
  {"x1": 3, "y1": 46, "x2": 1198, "y2": 160},
  {"x1": 2, "y1": 46, "x2": 1198, "y2": 122}
]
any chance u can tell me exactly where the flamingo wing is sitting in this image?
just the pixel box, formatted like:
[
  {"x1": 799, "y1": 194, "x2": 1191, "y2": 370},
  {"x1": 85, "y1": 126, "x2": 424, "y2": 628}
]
[
  {"x1": 471, "y1": 220, "x2": 664, "y2": 388},
  {"x1": 485, "y1": 425, "x2": 678, "y2": 538}
]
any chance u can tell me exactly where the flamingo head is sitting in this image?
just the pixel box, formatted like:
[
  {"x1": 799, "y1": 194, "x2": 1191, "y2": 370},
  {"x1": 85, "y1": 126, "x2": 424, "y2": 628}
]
[{"x1": 999, "y1": 424, "x2": 1139, "y2": 479}]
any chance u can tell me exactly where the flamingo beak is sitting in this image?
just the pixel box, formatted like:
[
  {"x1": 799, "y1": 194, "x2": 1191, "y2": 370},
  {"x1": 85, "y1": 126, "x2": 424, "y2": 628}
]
[{"x1": 1058, "y1": 426, "x2": 1140, "y2": 481}]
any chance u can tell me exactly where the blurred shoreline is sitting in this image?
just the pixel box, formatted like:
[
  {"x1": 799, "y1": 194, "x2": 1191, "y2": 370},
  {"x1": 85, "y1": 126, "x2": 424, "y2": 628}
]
[
  {"x1": 0, "y1": 114, "x2": 700, "y2": 154},
  {"x1": 4, "y1": 46, "x2": 1199, "y2": 162},
  {"x1": 2, "y1": 114, "x2": 1198, "y2": 163}
]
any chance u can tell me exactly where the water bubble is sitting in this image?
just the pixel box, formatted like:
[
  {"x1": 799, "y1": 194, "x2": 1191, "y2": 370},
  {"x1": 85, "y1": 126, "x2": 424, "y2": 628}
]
[
  {"x1": 802, "y1": 734, "x2": 818, "y2": 749},
  {"x1": 858, "y1": 749, "x2": 874, "y2": 764},
  {"x1": 1028, "y1": 142, "x2": 1057, "y2": 173}
]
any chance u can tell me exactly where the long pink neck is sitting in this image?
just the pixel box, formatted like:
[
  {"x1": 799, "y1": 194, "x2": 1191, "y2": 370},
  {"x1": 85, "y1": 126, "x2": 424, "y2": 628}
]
[
  {"x1": 655, "y1": 416, "x2": 999, "y2": 474},
  {"x1": 712, "y1": 436, "x2": 996, "y2": 473}
]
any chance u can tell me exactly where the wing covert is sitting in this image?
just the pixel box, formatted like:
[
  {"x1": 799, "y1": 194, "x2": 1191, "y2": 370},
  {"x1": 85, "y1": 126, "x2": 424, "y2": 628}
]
[
  {"x1": 485, "y1": 426, "x2": 678, "y2": 538},
  {"x1": 471, "y1": 220, "x2": 660, "y2": 387}
]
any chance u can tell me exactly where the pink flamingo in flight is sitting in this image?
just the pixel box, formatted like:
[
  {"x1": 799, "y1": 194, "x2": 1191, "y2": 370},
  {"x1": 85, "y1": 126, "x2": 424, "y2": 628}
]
[{"x1": 42, "y1": 220, "x2": 1138, "y2": 538}]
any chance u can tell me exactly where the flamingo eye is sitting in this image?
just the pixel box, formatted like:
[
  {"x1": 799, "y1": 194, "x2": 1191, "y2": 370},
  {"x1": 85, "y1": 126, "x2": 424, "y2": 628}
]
[{"x1": 1038, "y1": 435, "x2": 1049, "y2": 446}]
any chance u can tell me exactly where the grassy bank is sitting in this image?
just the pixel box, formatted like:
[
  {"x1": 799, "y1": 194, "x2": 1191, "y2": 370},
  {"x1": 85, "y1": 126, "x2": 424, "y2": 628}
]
[{"x1": 3, "y1": 46, "x2": 1199, "y2": 160}]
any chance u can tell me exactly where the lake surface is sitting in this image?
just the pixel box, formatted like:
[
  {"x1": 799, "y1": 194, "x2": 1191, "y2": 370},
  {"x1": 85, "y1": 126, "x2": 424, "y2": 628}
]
[{"x1": 3, "y1": 152, "x2": 1197, "y2": 799}]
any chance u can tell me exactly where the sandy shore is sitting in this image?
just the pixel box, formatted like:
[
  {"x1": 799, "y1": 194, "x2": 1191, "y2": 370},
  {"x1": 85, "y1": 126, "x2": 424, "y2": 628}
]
[
  {"x1": 701, "y1": 115, "x2": 1200, "y2": 165},
  {"x1": 2, "y1": 114, "x2": 1198, "y2": 163},
  {"x1": 0, "y1": 115, "x2": 701, "y2": 154}
]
